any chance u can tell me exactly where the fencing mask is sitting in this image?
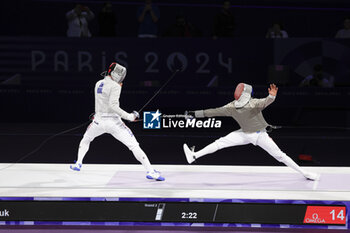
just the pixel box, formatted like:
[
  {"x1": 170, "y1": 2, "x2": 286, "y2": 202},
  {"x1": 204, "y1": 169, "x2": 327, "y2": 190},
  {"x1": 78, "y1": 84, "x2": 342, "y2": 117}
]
[
  {"x1": 108, "y1": 62, "x2": 127, "y2": 83},
  {"x1": 234, "y1": 83, "x2": 253, "y2": 108}
]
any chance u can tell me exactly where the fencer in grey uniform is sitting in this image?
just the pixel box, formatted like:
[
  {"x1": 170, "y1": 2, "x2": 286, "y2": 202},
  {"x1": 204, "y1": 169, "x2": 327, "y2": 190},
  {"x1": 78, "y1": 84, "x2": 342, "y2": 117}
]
[
  {"x1": 183, "y1": 83, "x2": 319, "y2": 181},
  {"x1": 70, "y1": 62, "x2": 164, "y2": 181}
]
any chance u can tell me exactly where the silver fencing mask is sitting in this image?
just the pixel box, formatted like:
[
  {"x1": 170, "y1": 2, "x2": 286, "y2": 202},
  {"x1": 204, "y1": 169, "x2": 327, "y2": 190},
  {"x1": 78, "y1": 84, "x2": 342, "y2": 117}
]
[
  {"x1": 234, "y1": 83, "x2": 253, "y2": 108},
  {"x1": 108, "y1": 62, "x2": 127, "y2": 83}
]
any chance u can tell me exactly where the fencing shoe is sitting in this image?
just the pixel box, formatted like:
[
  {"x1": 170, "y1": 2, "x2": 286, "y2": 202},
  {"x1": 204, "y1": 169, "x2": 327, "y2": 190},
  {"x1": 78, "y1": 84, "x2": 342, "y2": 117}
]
[
  {"x1": 70, "y1": 162, "x2": 82, "y2": 171},
  {"x1": 146, "y1": 170, "x2": 165, "y2": 181},
  {"x1": 303, "y1": 172, "x2": 320, "y2": 181},
  {"x1": 183, "y1": 144, "x2": 196, "y2": 164}
]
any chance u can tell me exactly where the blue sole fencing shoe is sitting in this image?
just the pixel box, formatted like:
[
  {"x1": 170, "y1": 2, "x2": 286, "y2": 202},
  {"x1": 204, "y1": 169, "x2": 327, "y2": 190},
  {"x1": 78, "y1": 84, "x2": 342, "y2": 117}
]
[
  {"x1": 146, "y1": 170, "x2": 165, "y2": 181},
  {"x1": 70, "y1": 162, "x2": 82, "y2": 171}
]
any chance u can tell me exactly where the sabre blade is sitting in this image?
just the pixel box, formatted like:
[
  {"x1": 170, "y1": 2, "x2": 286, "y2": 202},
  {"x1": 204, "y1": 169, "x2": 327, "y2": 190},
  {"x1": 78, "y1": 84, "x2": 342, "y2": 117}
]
[{"x1": 137, "y1": 69, "x2": 180, "y2": 113}]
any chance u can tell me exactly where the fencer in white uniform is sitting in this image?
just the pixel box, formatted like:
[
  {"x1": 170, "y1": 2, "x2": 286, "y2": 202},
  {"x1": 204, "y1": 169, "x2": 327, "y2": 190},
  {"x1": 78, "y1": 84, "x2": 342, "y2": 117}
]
[
  {"x1": 70, "y1": 62, "x2": 165, "y2": 181},
  {"x1": 183, "y1": 83, "x2": 319, "y2": 181}
]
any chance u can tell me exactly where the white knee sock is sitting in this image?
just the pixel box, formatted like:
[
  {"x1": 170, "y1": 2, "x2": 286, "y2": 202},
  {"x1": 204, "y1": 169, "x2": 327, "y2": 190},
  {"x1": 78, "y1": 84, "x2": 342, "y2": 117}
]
[
  {"x1": 278, "y1": 152, "x2": 306, "y2": 175},
  {"x1": 131, "y1": 147, "x2": 153, "y2": 172},
  {"x1": 76, "y1": 138, "x2": 90, "y2": 164},
  {"x1": 257, "y1": 133, "x2": 307, "y2": 176},
  {"x1": 194, "y1": 142, "x2": 220, "y2": 159}
]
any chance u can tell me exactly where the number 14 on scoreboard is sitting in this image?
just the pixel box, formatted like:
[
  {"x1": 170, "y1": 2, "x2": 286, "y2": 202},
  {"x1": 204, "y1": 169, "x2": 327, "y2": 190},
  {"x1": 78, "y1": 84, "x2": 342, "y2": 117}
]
[{"x1": 303, "y1": 206, "x2": 346, "y2": 225}]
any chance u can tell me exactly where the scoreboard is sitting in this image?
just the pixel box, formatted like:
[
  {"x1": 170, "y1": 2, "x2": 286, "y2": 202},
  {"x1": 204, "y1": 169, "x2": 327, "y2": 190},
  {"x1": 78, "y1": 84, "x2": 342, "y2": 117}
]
[{"x1": 0, "y1": 200, "x2": 346, "y2": 225}]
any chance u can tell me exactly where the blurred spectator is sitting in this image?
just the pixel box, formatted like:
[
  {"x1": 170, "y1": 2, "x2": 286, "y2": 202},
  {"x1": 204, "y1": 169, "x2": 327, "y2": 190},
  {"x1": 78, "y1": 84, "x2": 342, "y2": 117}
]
[
  {"x1": 335, "y1": 17, "x2": 350, "y2": 38},
  {"x1": 66, "y1": 4, "x2": 95, "y2": 37},
  {"x1": 266, "y1": 23, "x2": 288, "y2": 38},
  {"x1": 300, "y1": 64, "x2": 334, "y2": 87},
  {"x1": 98, "y1": 2, "x2": 117, "y2": 37},
  {"x1": 213, "y1": 0, "x2": 235, "y2": 39},
  {"x1": 137, "y1": 0, "x2": 160, "y2": 38},
  {"x1": 163, "y1": 13, "x2": 202, "y2": 37}
]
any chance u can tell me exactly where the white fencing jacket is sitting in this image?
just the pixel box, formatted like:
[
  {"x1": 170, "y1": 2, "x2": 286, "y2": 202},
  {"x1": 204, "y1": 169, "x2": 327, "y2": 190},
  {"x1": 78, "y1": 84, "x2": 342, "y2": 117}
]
[{"x1": 94, "y1": 76, "x2": 134, "y2": 121}]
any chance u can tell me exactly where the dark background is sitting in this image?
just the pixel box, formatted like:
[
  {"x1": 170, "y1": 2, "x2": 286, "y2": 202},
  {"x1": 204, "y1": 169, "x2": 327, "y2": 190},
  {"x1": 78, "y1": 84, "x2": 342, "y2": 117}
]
[
  {"x1": 0, "y1": 0, "x2": 349, "y2": 167},
  {"x1": 1, "y1": 0, "x2": 350, "y2": 37}
]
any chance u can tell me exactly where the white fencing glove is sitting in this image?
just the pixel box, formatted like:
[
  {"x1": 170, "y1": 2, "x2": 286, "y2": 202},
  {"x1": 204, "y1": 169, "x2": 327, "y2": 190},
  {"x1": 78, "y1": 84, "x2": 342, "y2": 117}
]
[
  {"x1": 184, "y1": 111, "x2": 195, "y2": 120},
  {"x1": 132, "y1": 111, "x2": 140, "y2": 119}
]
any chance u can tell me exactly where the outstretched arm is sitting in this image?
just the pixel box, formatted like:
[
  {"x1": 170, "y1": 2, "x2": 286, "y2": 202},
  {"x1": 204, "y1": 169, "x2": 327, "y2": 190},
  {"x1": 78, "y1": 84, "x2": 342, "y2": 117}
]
[
  {"x1": 193, "y1": 102, "x2": 234, "y2": 118},
  {"x1": 253, "y1": 84, "x2": 278, "y2": 109}
]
